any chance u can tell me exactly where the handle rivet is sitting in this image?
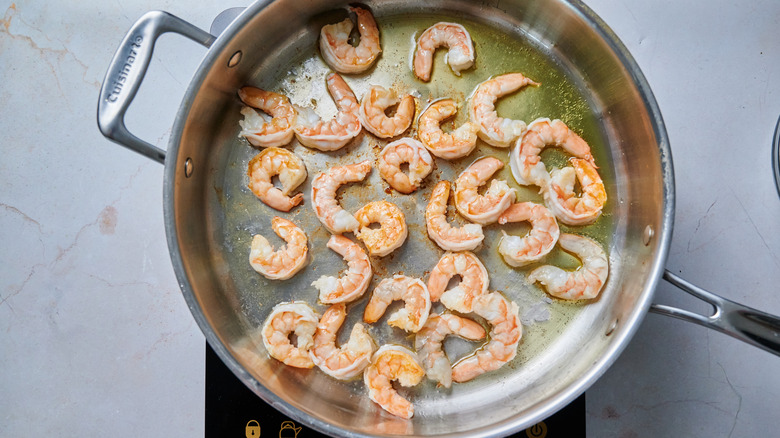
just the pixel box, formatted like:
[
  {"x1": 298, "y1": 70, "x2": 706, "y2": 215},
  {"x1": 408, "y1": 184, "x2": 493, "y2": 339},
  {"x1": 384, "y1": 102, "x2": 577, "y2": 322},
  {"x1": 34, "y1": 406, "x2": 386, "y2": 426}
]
[
  {"x1": 228, "y1": 50, "x2": 242, "y2": 68},
  {"x1": 184, "y1": 157, "x2": 194, "y2": 178},
  {"x1": 642, "y1": 225, "x2": 654, "y2": 246}
]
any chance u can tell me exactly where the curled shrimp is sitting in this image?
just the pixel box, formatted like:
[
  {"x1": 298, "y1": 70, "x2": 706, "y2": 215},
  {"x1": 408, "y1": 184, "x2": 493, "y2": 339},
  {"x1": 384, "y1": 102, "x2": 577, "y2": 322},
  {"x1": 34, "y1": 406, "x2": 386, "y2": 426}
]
[
  {"x1": 468, "y1": 73, "x2": 540, "y2": 148},
  {"x1": 378, "y1": 138, "x2": 433, "y2": 194},
  {"x1": 497, "y1": 202, "x2": 560, "y2": 267},
  {"x1": 319, "y1": 6, "x2": 381, "y2": 74},
  {"x1": 359, "y1": 85, "x2": 415, "y2": 138},
  {"x1": 261, "y1": 302, "x2": 320, "y2": 368},
  {"x1": 418, "y1": 98, "x2": 479, "y2": 160},
  {"x1": 451, "y1": 292, "x2": 522, "y2": 383},
  {"x1": 294, "y1": 72, "x2": 361, "y2": 151},
  {"x1": 364, "y1": 345, "x2": 425, "y2": 419},
  {"x1": 509, "y1": 118, "x2": 595, "y2": 188},
  {"x1": 427, "y1": 251, "x2": 489, "y2": 313},
  {"x1": 414, "y1": 313, "x2": 486, "y2": 388},
  {"x1": 413, "y1": 22, "x2": 475, "y2": 82},
  {"x1": 543, "y1": 158, "x2": 607, "y2": 226},
  {"x1": 354, "y1": 200, "x2": 408, "y2": 257},
  {"x1": 247, "y1": 147, "x2": 306, "y2": 212},
  {"x1": 364, "y1": 275, "x2": 431, "y2": 333},
  {"x1": 310, "y1": 303, "x2": 376, "y2": 380},
  {"x1": 249, "y1": 217, "x2": 309, "y2": 280},
  {"x1": 454, "y1": 156, "x2": 516, "y2": 225},
  {"x1": 527, "y1": 233, "x2": 609, "y2": 300},
  {"x1": 425, "y1": 181, "x2": 484, "y2": 251},
  {"x1": 311, "y1": 160, "x2": 372, "y2": 234},
  {"x1": 237, "y1": 87, "x2": 296, "y2": 148},
  {"x1": 312, "y1": 235, "x2": 373, "y2": 304}
]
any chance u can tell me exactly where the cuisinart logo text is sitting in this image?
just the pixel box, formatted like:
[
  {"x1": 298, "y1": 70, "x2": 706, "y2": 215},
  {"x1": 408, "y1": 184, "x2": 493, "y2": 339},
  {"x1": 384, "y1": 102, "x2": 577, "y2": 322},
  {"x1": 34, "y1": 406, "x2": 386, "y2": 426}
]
[{"x1": 106, "y1": 35, "x2": 143, "y2": 103}]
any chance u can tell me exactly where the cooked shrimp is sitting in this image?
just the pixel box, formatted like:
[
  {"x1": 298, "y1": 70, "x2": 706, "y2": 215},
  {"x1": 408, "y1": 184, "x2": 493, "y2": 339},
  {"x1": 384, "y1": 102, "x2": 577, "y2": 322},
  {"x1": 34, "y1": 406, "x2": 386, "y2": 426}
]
[
  {"x1": 312, "y1": 235, "x2": 373, "y2": 304},
  {"x1": 237, "y1": 87, "x2": 296, "y2": 148},
  {"x1": 294, "y1": 72, "x2": 361, "y2": 151},
  {"x1": 359, "y1": 85, "x2": 415, "y2": 138},
  {"x1": 378, "y1": 138, "x2": 433, "y2": 194},
  {"x1": 543, "y1": 158, "x2": 607, "y2": 226},
  {"x1": 468, "y1": 73, "x2": 540, "y2": 148},
  {"x1": 454, "y1": 156, "x2": 516, "y2": 225},
  {"x1": 451, "y1": 292, "x2": 522, "y2": 383},
  {"x1": 310, "y1": 303, "x2": 376, "y2": 380},
  {"x1": 497, "y1": 202, "x2": 559, "y2": 267},
  {"x1": 261, "y1": 301, "x2": 320, "y2": 368},
  {"x1": 319, "y1": 6, "x2": 381, "y2": 74},
  {"x1": 364, "y1": 275, "x2": 431, "y2": 333},
  {"x1": 247, "y1": 147, "x2": 306, "y2": 212},
  {"x1": 249, "y1": 217, "x2": 308, "y2": 280},
  {"x1": 414, "y1": 313, "x2": 486, "y2": 388},
  {"x1": 311, "y1": 160, "x2": 372, "y2": 234},
  {"x1": 354, "y1": 200, "x2": 408, "y2": 257},
  {"x1": 413, "y1": 22, "x2": 474, "y2": 82},
  {"x1": 364, "y1": 345, "x2": 425, "y2": 419},
  {"x1": 427, "y1": 251, "x2": 489, "y2": 313},
  {"x1": 425, "y1": 181, "x2": 484, "y2": 251},
  {"x1": 509, "y1": 118, "x2": 595, "y2": 188},
  {"x1": 417, "y1": 98, "x2": 479, "y2": 159},
  {"x1": 527, "y1": 233, "x2": 609, "y2": 300}
]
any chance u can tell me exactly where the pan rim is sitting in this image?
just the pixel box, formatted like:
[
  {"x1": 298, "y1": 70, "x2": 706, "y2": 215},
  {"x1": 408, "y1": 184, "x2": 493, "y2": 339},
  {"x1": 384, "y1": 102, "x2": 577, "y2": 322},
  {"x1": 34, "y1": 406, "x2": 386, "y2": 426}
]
[{"x1": 162, "y1": 0, "x2": 675, "y2": 436}]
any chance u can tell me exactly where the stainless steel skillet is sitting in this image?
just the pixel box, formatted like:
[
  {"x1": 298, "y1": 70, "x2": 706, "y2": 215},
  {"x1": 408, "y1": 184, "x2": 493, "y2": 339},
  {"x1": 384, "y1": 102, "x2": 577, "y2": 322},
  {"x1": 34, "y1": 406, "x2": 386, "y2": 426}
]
[{"x1": 97, "y1": 0, "x2": 780, "y2": 436}]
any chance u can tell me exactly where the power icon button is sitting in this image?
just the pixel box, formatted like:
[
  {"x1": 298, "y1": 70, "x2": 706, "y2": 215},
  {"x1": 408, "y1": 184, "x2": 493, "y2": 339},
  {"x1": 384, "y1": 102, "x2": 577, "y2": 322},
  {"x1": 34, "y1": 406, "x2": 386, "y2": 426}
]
[{"x1": 246, "y1": 419, "x2": 261, "y2": 437}]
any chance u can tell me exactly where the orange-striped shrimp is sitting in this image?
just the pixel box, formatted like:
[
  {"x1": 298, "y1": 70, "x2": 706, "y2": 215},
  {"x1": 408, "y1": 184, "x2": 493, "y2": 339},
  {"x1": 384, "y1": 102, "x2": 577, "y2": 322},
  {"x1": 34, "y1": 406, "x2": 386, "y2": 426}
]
[
  {"x1": 414, "y1": 313, "x2": 486, "y2": 388},
  {"x1": 364, "y1": 275, "x2": 431, "y2": 333},
  {"x1": 237, "y1": 87, "x2": 296, "y2": 148},
  {"x1": 319, "y1": 6, "x2": 381, "y2": 74},
  {"x1": 354, "y1": 200, "x2": 408, "y2": 257},
  {"x1": 543, "y1": 158, "x2": 607, "y2": 226},
  {"x1": 378, "y1": 138, "x2": 433, "y2": 194},
  {"x1": 454, "y1": 156, "x2": 516, "y2": 225},
  {"x1": 427, "y1": 251, "x2": 489, "y2": 313},
  {"x1": 527, "y1": 233, "x2": 609, "y2": 300},
  {"x1": 451, "y1": 292, "x2": 521, "y2": 383},
  {"x1": 294, "y1": 72, "x2": 361, "y2": 151},
  {"x1": 311, "y1": 160, "x2": 372, "y2": 234},
  {"x1": 249, "y1": 217, "x2": 308, "y2": 280},
  {"x1": 497, "y1": 202, "x2": 559, "y2": 267},
  {"x1": 309, "y1": 303, "x2": 376, "y2": 380},
  {"x1": 468, "y1": 73, "x2": 539, "y2": 147},
  {"x1": 413, "y1": 22, "x2": 474, "y2": 82},
  {"x1": 261, "y1": 302, "x2": 320, "y2": 368},
  {"x1": 359, "y1": 85, "x2": 415, "y2": 138},
  {"x1": 417, "y1": 98, "x2": 479, "y2": 160},
  {"x1": 312, "y1": 235, "x2": 372, "y2": 304},
  {"x1": 425, "y1": 181, "x2": 484, "y2": 251},
  {"x1": 364, "y1": 345, "x2": 425, "y2": 419},
  {"x1": 247, "y1": 147, "x2": 306, "y2": 212}
]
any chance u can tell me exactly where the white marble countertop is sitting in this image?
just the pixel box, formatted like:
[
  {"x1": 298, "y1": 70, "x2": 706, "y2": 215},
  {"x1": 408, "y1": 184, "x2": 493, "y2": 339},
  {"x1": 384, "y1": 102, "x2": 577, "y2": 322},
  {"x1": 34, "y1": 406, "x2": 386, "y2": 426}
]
[{"x1": 2, "y1": 0, "x2": 779, "y2": 436}]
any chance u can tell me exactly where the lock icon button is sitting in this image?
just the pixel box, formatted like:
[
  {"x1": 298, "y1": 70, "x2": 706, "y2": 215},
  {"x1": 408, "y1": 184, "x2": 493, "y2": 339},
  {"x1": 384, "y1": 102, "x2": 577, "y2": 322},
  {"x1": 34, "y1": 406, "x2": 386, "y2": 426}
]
[{"x1": 245, "y1": 419, "x2": 261, "y2": 437}]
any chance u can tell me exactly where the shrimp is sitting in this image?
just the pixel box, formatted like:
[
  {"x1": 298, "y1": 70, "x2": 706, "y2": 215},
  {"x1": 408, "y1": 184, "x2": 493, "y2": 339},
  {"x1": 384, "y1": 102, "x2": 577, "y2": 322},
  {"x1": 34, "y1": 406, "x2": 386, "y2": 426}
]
[
  {"x1": 249, "y1": 217, "x2": 309, "y2": 280},
  {"x1": 319, "y1": 6, "x2": 381, "y2": 74},
  {"x1": 509, "y1": 118, "x2": 595, "y2": 188},
  {"x1": 468, "y1": 73, "x2": 540, "y2": 148},
  {"x1": 425, "y1": 181, "x2": 484, "y2": 251},
  {"x1": 451, "y1": 292, "x2": 522, "y2": 383},
  {"x1": 453, "y1": 156, "x2": 516, "y2": 225},
  {"x1": 527, "y1": 233, "x2": 609, "y2": 300},
  {"x1": 312, "y1": 235, "x2": 373, "y2": 304},
  {"x1": 294, "y1": 72, "x2": 361, "y2": 151},
  {"x1": 413, "y1": 22, "x2": 474, "y2": 82},
  {"x1": 427, "y1": 251, "x2": 489, "y2": 313},
  {"x1": 311, "y1": 160, "x2": 372, "y2": 234},
  {"x1": 364, "y1": 275, "x2": 431, "y2": 333},
  {"x1": 237, "y1": 87, "x2": 296, "y2": 148},
  {"x1": 497, "y1": 202, "x2": 560, "y2": 267},
  {"x1": 309, "y1": 303, "x2": 376, "y2": 380},
  {"x1": 414, "y1": 313, "x2": 486, "y2": 388},
  {"x1": 247, "y1": 147, "x2": 307, "y2": 212},
  {"x1": 261, "y1": 301, "x2": 320, "y2": 368},
  {"x1": 378, "y1": 138, "x2": 433, "y2": 194},
  {"x1": 543, "y1": 158, "x2": 607, "y2": 226},
  {"x1": 417, "y1": 98, "x2": 479, "y2": 159},
  {"x1": 363, "y1": 345, "x2": 425, "y2": 419},
  {"x1": 359, "y1": 85, "x2": 415, "y2": 138},
  {"x1": 354, "y1": 200, "x2": 408, "y2": 257}
]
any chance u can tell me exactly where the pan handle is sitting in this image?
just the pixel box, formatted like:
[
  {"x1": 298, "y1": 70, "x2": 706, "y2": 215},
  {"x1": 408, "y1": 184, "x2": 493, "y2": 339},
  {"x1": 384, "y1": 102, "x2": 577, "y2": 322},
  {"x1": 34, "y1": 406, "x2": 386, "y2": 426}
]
[
  {"x1": 97, "y1": 11, "x2": 215, "y2": 164},
  {"x1": 650, "y1": 270, "x2": 780, "y2": 356}
]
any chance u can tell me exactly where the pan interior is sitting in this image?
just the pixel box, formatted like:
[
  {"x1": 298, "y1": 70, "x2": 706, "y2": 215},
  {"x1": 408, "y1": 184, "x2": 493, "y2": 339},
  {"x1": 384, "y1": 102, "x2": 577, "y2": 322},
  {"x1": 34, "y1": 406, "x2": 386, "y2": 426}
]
[{"x1": 169, "y1": 0, "x2": 668, "y2": 436}]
